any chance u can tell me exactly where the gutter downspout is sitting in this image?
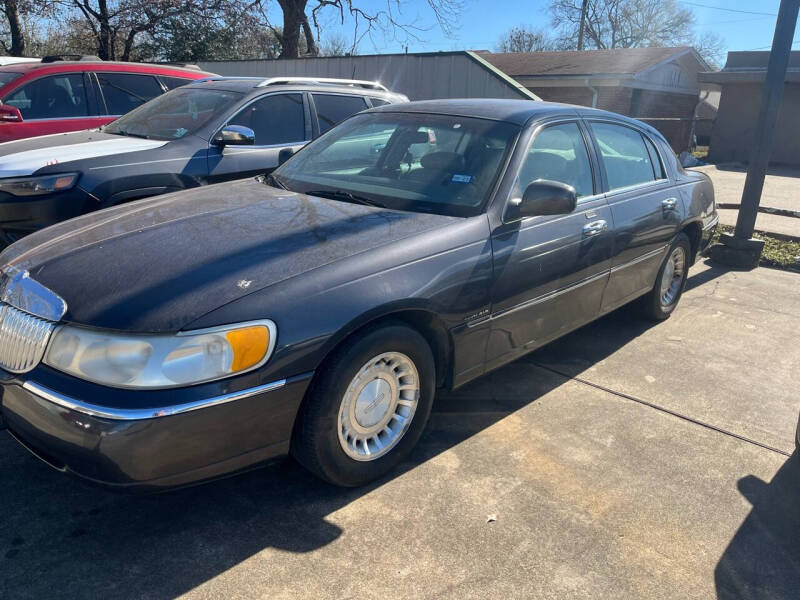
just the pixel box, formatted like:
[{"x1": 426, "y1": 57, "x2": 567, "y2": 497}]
[{"x1": 584, "y1": 78, "x2": 598, "y2": 108}]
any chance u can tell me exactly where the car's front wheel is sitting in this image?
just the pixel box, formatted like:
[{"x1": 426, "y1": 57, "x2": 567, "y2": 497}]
[{"x1": 291, "y1": 322, "x2": 436, "y2": 486}]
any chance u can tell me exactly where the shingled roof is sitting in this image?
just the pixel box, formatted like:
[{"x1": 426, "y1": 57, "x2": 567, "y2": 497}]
[{"x1": 478, "y1": 47, "x2": 697, "y2": 78}]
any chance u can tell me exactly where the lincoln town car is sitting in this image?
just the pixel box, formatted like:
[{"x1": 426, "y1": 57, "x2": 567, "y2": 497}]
[{"x1": 0, "y1": 99, "x2": 717, "y2": 490}]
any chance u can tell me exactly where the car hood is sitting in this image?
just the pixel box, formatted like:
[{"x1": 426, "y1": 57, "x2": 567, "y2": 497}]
[
  {"x1": 0, "y1": 178, "x2": 460, "y2": 332},
  {"x1": 0, "y1": 130, "x2": 168, "y2": 177}
]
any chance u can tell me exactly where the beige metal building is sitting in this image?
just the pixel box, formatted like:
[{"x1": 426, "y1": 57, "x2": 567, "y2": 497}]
[
  {"x1": 699, "y1": 51, "x2": 800, "y2": 166},
  {"x1": 198, "y1": 51, "x2": 540, "y2": 102}
]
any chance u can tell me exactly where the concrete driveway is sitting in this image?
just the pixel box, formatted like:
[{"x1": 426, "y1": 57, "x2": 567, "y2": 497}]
[{"x1": 1, "y1": 262, "x2": 799, "y2": 599}]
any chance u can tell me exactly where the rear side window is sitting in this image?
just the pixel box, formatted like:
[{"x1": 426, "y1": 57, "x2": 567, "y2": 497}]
[
  {"x1": 229, "y1": 93, "x2": 305, "y2": 145},
  {"x1": 643, "y1": 135, "x2": 666, "y2": 179},
  {"x1": 591, "y1": 122, "x2": 658, "y2": 191},
  {"x1": 4, "y1": 74, "x2": 89, "y2": 119},
  {"x1": 97, "y1": 72, "x2": 163, "y2": 115},
  {"x1": 313, "y1": 94, "x2": 368, "y2": 134},
  {"x1": 369, "y1": 97, "x2": 390, "y2": 107},
  {"x1": 160, "y1": 76, "x2": 195, "y2": 90}
]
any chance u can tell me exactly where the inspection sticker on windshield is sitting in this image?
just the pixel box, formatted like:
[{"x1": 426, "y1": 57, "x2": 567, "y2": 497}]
[{"x1": 451, "y1": 174, "x2": 473, "y2": 184}]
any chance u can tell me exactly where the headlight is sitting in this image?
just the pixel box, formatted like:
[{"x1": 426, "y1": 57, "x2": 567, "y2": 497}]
[
  {"x1": 44, "y1": 321, "x2": 276, "y2": 389},
  {"x1": 0, "y1": 173, "x2": 79, "y2": 196}
]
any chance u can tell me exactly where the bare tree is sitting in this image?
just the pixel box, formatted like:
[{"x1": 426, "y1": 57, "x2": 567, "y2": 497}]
[
  {"x1": 496, "y1": 25, "x2": 556, "y2": 53},
  {"x1": 0, "y1": 0, "x2": 25, "y2": 54},
  {"x1": 65, "y1": 0, "x2": 226, "y2": 60},
  {"x1": 694, "y1": 30, "x2": 725, "y2": 69},
  {"x1": 262, "y1": 0, "x2": 462, "y2": 59},
  {"x1": 0, "y1": 0, "x2": 54, "y2": 55},
  {"x1": 320, "y1": 32, "x2": 352, "y2": 56},
  {"x1": 550, "y1": 0, "x2": 694, "y2": 50}
]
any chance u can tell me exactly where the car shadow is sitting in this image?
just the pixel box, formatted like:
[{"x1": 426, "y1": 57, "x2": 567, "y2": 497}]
[
  {"x1": 0, "y1": 266, "x2": 731, "y2": 599},
  {"x1": 715, "y1": 452, "x2": 800, "y2": 599}
]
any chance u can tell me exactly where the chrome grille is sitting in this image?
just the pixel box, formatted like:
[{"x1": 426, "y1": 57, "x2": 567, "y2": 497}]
[{"x1": 0, "y1": 303, "x2": 55, "y2": 373}]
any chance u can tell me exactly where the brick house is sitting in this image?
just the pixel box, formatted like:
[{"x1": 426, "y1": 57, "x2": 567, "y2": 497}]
[{"x1": 479, "y1": 47, "x2": 715, "y2": 151}]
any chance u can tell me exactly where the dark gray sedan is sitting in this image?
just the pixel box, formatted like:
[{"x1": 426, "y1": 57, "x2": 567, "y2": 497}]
[{"x1": 0, "y1": 99, "x2": 717, "y2": 490}]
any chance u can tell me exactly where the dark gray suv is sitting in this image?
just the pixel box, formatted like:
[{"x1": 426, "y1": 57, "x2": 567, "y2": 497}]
[{"x1": 0, "y1": 76, "x2": 407, "y2": 246}]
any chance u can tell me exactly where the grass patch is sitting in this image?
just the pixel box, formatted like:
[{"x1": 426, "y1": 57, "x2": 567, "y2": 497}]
[
  {"x1": 712, "y1": 225, "x2": 800, "y2": 271},
  {"x1": 692, "y1": 146, "x2": 709, "y2": 160}
]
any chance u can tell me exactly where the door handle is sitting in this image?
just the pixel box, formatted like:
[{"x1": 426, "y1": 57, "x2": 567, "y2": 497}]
[
  {"x1": 583, "y1": 220, "x2": 608, "y2": 237},
  {"x1": 662, "y1": 197, "x2": 678, "y2": 211}
]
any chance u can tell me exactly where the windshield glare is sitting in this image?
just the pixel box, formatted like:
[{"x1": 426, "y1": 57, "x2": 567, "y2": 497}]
[
  {"x1": 104, "y1": 87, "x2": 243, "y2": 141},
  {"x1": 272, "y1": 112, "x2": 520, "y2": 217}
]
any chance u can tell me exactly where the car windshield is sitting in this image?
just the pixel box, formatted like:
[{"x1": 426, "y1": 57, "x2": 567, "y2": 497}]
[
  {"x1": 104, "y1": 87, "x2": 243, "y2": 141},
  {"x1": 270, "y1": 112, "x2": 520, "y2": 217}
]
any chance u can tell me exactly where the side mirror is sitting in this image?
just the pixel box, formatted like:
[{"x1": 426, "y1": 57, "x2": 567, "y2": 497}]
[
  {"x1": 505, "y1": 179, "x2": 577, "y2": 222},
  {"x1": 278, "y1": 147, "x2": 295, "y2": 165},
  {"x1": 213, "y1": 125, "x2": 255, "y2": 147},
  {"x1": 0, "y1": 104, "x2": 23, "y2": 123}
]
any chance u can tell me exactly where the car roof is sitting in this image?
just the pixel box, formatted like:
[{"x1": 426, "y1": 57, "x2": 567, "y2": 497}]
[
  {"x1": 367, "y1": 98, "x2": 667, "y2": 140},
  {"x1": 187, "y1": 77, "x2": 404, "y2": 100},
  {"x1": 0, "y1": 61, "x2": 211, "y2": 77}
]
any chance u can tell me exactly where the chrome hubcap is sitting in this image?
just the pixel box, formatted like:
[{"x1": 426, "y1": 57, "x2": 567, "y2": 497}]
[
  {"x1": 660, "y1": 246, "x2": 686, "y2": 307},
  {"x1": 338, "y1": 352, "x2": 420, "y2": 461}
]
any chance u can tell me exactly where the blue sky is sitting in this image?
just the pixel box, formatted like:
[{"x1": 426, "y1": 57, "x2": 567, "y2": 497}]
[{"x1": 305, "y1": 0, "x2": 799, "y2": 59}]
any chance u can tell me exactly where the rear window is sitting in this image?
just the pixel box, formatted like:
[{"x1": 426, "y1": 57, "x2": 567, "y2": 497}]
[
  {"x1": 312, "y1": 93, "x2": 368, "y2": 134},
  {"x1": 97, "y1": 72, "x2": 163, "y2": 115},
  {"x1": 160, "y1": 76, "x2": 195, "y2": 90}
]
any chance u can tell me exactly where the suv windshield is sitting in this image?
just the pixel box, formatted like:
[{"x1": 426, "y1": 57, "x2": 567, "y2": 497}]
[
  {"x1": 104, "y1": 87, "x2": 242, "y2": 141},
  {"x1": 271, "y1": 112, "x2": 520, "y2": 217}
]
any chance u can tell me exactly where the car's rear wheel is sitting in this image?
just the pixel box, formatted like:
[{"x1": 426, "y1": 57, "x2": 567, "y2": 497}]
[
  {"x1": 639, "y1": 232, "x2": 691, "y2": 321},
  {"x1": 291, "y1": 322, "x2": 435, "y2": 486}
]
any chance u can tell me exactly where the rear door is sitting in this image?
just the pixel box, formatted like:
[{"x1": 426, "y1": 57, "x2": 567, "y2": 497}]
[
  {"x1": 486, "y1": 119, "x2": 614, "y2": 370},
  {"x1": 94, "y1": 71, "x2": 164, "y2": 118},
  {"x1": 586, "y1": 120, "x2": 680, "y2": 312},
  {"x1": 207, "y1": 92, "x2": 310, "y2": 182}
]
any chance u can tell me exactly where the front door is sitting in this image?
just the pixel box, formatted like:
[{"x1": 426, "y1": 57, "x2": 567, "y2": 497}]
[
  {"x1": 207, "y1": 92, "x2": 310, "y2": 182},
  {"x1": 587, "y1": 121, "x2": 682, "y2": 312},
  {"x1": 486, "y1": 120, "x2": 614, "y2": 371}
]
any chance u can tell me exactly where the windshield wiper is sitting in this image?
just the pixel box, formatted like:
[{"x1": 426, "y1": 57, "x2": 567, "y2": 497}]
[
  {"x1": 263, "y1": 173, "x2": 288, "y2": 190},
  {"x1": 107, "y1": 129, "x2": 150, "y2": 139},
  {"x1": 306, "y1": 189, "x2": 386, "y2": 208}
]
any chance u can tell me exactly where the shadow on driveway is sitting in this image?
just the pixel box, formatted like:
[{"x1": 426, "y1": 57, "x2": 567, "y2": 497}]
[{"x1": 715, "y1": 452, "x2": 800, "y2": 600}]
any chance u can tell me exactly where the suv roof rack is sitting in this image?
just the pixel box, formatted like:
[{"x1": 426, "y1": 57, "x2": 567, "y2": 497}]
[
  {"x1": 41, "y1": 54, "x2": 102, "y2": 63},
  {"x1": 257, "y1": 77, "x2": 388, "y2": 91}
]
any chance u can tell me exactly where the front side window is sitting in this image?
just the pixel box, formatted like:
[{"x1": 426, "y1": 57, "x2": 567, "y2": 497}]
[
  {"x1": 313, "y1": 93, "x2": 368, "y2": 134},
  {"x1": 515, "y1": 122, "x2": 594, "y2": 199},
  {"x1": 104, "y1": 88, "x2": 243, "y2": 141},
  {"x1": 271, "y1": 112, "x2": 520, "y2": 217},
  {"x1": 228, "y1": 93, "x2": 305, "y2": 145},
  {"x1": 591, "y1": 122, "x2": 658, "y2": 191},
  {"x1": 4, "y1": 74, "x2": 89, "y2": 119},
  {"x1": 97, "y1": 72, "x2": 163, "y2": 115}
]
